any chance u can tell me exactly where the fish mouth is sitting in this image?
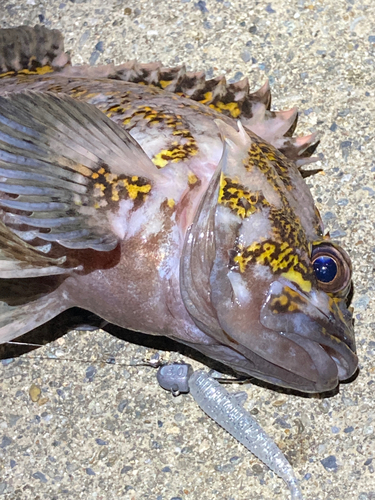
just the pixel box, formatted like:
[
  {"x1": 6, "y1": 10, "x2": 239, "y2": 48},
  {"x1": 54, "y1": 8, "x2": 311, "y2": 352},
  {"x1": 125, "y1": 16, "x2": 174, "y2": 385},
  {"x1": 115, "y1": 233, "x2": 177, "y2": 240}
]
[
  {"x1": 259, "y1": 281, "x2": 358, "y2": 392},
  {"x1": 320, "y1": 344, "x2": 356, "y2": 381}
]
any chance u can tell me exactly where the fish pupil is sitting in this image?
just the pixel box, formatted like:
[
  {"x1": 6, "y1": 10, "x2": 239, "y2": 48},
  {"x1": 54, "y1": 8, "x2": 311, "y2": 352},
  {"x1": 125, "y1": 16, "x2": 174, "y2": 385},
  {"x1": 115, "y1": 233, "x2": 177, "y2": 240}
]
[{"x1": 313, "y1": 256, "x2": 337, "y2": 283}]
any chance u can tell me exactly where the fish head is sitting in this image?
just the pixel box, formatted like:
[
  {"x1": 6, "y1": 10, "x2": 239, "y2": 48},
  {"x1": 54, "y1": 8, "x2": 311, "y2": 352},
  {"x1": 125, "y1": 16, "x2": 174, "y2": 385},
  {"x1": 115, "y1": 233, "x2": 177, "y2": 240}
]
[{"x1": 181, "y1": 120, "x2": 357, "y2": 393}]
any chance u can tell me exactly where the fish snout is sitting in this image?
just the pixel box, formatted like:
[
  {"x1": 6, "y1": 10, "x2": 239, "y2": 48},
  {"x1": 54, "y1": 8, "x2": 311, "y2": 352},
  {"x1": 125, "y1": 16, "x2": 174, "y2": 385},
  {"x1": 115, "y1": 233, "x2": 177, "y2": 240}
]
[{"x1": 260, "y1": 281, "x2": 358, "y2": 389}]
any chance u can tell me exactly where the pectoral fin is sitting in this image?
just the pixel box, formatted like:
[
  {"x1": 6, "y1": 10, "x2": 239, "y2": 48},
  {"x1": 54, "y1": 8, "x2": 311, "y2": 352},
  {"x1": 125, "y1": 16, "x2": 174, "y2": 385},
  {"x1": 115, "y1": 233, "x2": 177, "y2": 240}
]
[
  {"x1": 0, "y1": 287, "x2": 70, "y2": 344},
  {"x1": 0, "y1": 219, "x2": 75, "y2": 278},
  {"x1": 0, "y1": 91, "x2": 160, "y2": 272}
]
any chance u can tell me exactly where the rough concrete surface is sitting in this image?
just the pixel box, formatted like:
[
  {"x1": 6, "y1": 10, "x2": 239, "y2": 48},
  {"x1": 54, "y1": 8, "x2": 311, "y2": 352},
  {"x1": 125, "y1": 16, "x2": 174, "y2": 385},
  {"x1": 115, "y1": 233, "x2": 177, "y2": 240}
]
[{"x1": 0, "y1": 0, "x2": 375, "y2": 499}]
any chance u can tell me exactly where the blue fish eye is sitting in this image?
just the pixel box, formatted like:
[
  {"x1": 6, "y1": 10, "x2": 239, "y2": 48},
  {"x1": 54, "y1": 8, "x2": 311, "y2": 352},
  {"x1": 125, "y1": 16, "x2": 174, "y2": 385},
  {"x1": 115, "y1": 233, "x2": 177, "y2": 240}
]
[{"x1": 313, "y1": 256, "x2": 337, "y2": 283}]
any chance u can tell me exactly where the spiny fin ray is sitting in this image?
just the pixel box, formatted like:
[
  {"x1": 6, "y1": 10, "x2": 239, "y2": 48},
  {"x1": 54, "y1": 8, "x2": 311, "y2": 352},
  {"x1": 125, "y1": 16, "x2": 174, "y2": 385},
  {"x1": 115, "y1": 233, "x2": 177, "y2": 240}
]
[
  {"x1": 0, "y1": 25, "x2": 70, "y2": 76},
  {"x1": 0, "y1": 25, "x2": 320, "y2": 171}
]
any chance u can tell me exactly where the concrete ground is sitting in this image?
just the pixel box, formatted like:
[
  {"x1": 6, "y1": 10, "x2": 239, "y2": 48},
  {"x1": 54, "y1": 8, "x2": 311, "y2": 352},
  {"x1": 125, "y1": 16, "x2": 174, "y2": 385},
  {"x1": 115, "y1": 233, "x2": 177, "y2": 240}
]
[{"x1": 0, "y1": 0, "x2": 375, "y2": 499}]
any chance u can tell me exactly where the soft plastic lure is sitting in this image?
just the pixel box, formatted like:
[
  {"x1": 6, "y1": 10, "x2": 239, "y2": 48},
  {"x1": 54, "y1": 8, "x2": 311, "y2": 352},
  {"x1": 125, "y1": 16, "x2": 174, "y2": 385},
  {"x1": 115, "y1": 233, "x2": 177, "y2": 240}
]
[{"x1": 157, "y1": 363, "x2": 303, "y2": 499}]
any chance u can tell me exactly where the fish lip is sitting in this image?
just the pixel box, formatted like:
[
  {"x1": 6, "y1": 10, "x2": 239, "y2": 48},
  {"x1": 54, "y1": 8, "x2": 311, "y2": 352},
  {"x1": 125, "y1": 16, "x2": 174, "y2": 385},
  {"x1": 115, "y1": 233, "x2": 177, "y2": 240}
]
[
  {"x1": 232, "y1": 337, "x2": 347, "y2": 393},
  {"x1": 274, "y1": 331, "x2": 358, "y2": 392},
  {"x1": 319, "y1": 343, "x2": 358, "y2": 382},
  {"x1": 295, "y1": 316, "x2": 358, "y2": 382},
  {"x1": 308, "y1": 301, "x2": 358, "y2": 381},
  {"x1": 260, "y1": 281, "x2": 358, "y2": 384},
  {"x1": 291, "y1": 314, "x2": 358, "y2": 382}
]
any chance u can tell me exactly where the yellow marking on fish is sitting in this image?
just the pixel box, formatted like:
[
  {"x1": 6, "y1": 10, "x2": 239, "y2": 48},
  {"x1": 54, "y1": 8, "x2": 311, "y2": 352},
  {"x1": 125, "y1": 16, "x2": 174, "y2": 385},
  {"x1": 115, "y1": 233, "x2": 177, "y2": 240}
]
[
  {"x1": 159, "y1": 80, "x2": 172, "y2": 89},
  {"x1": 18, "y1": 65, "x2": 54, "y2": 76},
  {"x1": 172, "y1": 128, "x2": 190, "y2": 136},
  {"x1": 278, "y1": 295, "x2": 288, "y2": 307},
  {"x1": 270, "y1": 286, "x2": 311, "y2": 314},
  {"x1": 152, "y1": 153, "x2": 169, "y2": 168},
  {"x1": 199, "y1": 91, "x2": 213, "y2": 104},
  {"x1": 329, "y1": 297, "x2": 347, "y2": 324},
  {"x1": 47, "y1": 84, "x2": 63, "y2": 92},
  {"x1": 124, "y1": 179, "x2": 151, "y2": 200},
  {"x1": 209, "y1": 101, "x2": 241, "y2": 118},
  {"x1": 287, "y1": 302, "x2": 299, "y2": 312},
  {"x1": 271, "y1": 294, "x2": 299, "y2": 313},
  {"x1": 123, "y1": 106, "x2": 168, "y2": 126},
  {"x1": 75, "y1": 164, "x2": 93, "y2": 177},
  {"x1": 233, "y1": 242, "x2": 259, "y2": 273},
  {"x1": 238, "y1": 140, "x2": 310, "y2": 282},
  {"x1": 111, "y1": 187, "x2": 120, "y2": 202},
  {"x1": 114, "y1": 105, "x2": 199, "y2": 167},
  {"x1": 218, "y1": 174, "x2": 269, "y2": 219},
  {"x1": 259, "y1": 242, "x2": 279, "y2": 265},
  {"x1": 83, "y1": 92, "x2": 97, "y2": 99},
  {"x1": 0, "y1": 71, "x2": 15, "y2": 78},
  {"x1": 233, "y1": 239, "x2": 313, "y2": 291},
  {"x1": 105, "y1": 104, "x2": 125, "y2": 117},
  {"x1": 188, "y1": 173, "x2": 198, "y2": 185},
  {"x1": 281, "y1": 269, "x2": 312, "y2": 293},
  {"x1": 108, "y1": 105, "x2": 121, "y2": 112},
  {"x1": 121, "y1": 106, "x2": 199, "y2": 167},
  {"x1": 225, "y1": 154, "x2": 312, "y2": 288},
  {"x1": 152, "y1": 140, "x2": 198, "y2": 168},
  {"x1": 0, "y1": 64, "x2": 55, "y2": 78},
  {"x1": 167, "y1": 198, "x2": 175, "y2": 208},
  {"x1": 69, "y1": 87, "x2": 88, "y2": 98},
  {"x1": 89, "y1": 165, "x2": 152, "y2": 205},
  {"x1": 36, "y1": 65, "x2": 54, "y2": 75},
  {"x1": 244, "y1": 140, "x2": 292, "y2": 189}
]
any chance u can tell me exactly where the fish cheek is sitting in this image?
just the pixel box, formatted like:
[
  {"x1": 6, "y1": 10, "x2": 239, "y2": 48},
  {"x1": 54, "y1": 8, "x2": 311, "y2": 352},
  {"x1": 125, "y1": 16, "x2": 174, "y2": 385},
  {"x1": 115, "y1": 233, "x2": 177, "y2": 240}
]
[{"x1": 210, "y1": 260, "x2": 266, "y2": 336}]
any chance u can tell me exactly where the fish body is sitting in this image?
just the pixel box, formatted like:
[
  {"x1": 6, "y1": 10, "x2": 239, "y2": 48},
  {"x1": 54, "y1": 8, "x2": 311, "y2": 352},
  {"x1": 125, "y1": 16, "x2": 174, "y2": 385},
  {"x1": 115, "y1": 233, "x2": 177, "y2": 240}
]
[{"x1": 0, "y1": 26, "x2": 357, "y2": 393}]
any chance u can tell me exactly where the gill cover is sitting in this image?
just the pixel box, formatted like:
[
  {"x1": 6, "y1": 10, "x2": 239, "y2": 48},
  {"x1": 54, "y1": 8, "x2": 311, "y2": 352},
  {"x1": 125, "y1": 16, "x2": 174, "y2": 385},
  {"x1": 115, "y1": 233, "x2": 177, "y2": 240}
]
[{"x1": 181, "y1": 120, "x2": 357, "y2": 393}]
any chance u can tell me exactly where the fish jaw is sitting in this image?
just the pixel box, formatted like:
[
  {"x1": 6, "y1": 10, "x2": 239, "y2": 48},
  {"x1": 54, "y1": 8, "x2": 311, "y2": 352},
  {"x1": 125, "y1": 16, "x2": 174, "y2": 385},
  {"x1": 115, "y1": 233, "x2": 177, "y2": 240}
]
[
  {"x1": 209, "y1": 264, "x2": 356, "y2": 393},
  {"x1": 260, "y1": 281, "x2": 357, "y2": 385}
]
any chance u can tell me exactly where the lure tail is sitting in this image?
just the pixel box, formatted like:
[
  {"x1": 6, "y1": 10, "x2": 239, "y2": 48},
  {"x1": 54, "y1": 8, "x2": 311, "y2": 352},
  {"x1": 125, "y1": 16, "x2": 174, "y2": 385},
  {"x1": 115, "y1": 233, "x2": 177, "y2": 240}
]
[{"x1": 0, "y1": 25, "x2": 70, "y2": 77}]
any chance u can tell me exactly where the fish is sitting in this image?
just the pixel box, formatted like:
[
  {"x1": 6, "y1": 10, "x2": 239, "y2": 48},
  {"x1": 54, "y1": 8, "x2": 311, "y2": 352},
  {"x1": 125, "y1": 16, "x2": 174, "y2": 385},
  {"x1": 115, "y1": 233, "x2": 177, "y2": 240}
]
[{"x1": 0, "y1": 24, "x2": 357, "y2": 394}]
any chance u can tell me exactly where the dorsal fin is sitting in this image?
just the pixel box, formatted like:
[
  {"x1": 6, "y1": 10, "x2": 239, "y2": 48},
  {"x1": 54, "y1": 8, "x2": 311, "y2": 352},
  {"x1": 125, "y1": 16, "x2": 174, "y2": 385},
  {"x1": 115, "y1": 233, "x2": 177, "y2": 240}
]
[
  {"x1": 0, "y1": 25, "x2": 70, "y2": 77},
  {"x1": 0, "y1": 25, "x2": 320, "y2": 168}
]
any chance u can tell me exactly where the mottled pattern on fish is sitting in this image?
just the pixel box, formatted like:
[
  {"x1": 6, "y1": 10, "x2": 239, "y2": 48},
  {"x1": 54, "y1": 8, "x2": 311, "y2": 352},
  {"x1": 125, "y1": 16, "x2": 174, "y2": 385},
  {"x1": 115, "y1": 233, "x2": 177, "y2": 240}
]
[{"x1": 0, "y1": 25, "x2": 357, "y2": 394}]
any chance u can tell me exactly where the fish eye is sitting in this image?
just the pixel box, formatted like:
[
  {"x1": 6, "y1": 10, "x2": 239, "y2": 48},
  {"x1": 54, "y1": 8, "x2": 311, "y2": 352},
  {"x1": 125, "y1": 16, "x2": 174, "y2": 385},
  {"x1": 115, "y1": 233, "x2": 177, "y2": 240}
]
[
  {"x1": 313, "y1": 256, "x2": 337, "y2": 283},
  {"x1": 311, "y1": 243, "x2": 351, "y2": 293}
]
